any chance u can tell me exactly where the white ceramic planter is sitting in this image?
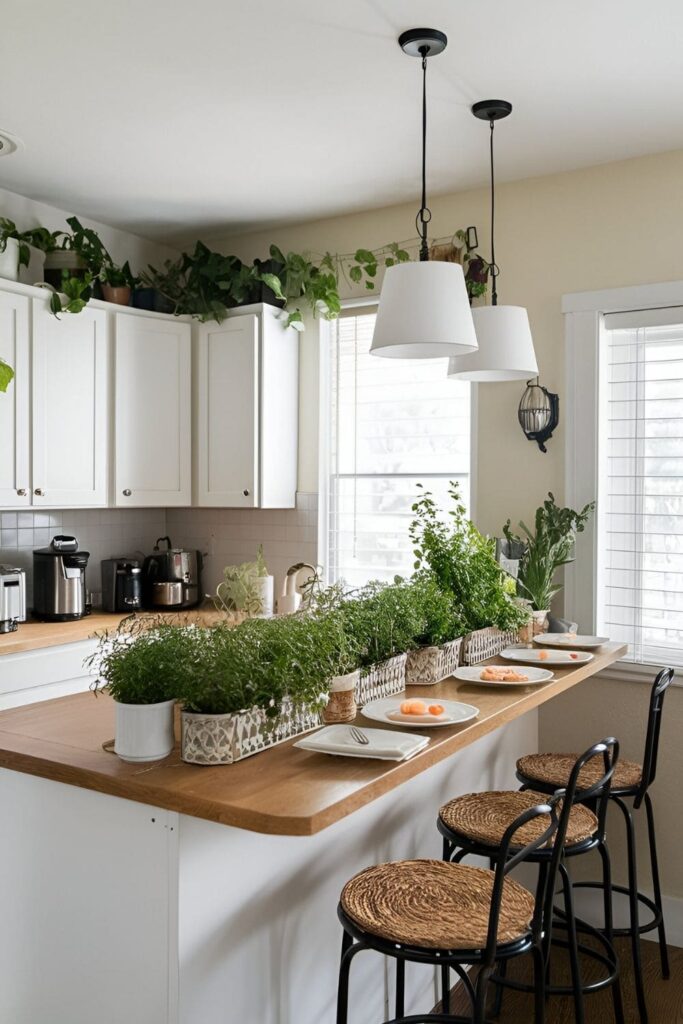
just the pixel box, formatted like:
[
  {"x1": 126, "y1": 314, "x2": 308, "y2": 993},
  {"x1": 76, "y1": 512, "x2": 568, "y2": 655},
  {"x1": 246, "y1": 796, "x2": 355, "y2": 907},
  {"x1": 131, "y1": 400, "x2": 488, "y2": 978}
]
[
  {"x1": 531, "y1": 609, "x2": 550, "y2": 636},
  {"x1": 114, "y1": 699, "x2": 176, "y2": 763},
  {"x1": 254, "y1": 575, "x2": 274, "y2": 618},
  {"x1": 0, "y1": 238, "x2": 20, "y2": 282}
]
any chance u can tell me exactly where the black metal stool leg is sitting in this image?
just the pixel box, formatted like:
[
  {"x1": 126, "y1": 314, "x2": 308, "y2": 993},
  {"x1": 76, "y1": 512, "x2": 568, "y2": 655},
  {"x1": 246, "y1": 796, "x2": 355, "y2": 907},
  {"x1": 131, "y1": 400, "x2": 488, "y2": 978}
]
[
  {"x1": 336, "y1": 931, "x2": 354, "y2": 1024},
  {"x1": 474, "y1": 966, "x2": 491, "y2": 1024},
  {"x1": 644, "y1": 791, "x2": 670, "y2": 980},
  {"x1": 532, "y1": 943, "x2": 546, "y2": 1024},
  {"x1": 616, "y1": 796, "x2": 648, "y2": 1024},
  {"x1": 598, "y1": 840, "x2": 626, "y2": 1024},
  {"x1": 491, "y1": 957, "x2": 508, "y2": 1018},
  {"x1": 441, "y1": 963, "x2": 451, "y2": 1013},
  {"x1": 395, "y1": 957, "x2": 405, "y2": 1018},
  {"x1": 560, "y1": 860, "x2": 586, "y2": 1024}
]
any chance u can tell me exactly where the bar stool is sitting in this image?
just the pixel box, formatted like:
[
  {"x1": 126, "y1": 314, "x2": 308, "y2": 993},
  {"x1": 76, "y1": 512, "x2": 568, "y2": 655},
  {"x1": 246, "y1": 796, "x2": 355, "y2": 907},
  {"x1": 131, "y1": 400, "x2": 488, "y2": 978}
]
[
  {"x1": 438, "y1": 739, "x2": 623, "y2": 1024},
  {"x1": 515, "y1": 667, "x2": 674, "y2": 1024},
  {"x1": 336, "y1": 799, "x2": 561, "y2": 1024}
]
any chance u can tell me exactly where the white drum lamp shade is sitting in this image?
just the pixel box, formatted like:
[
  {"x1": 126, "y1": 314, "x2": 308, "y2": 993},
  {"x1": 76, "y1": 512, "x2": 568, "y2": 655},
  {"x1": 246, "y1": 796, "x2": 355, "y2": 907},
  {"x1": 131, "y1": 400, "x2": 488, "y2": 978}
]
[
  {"x1": 370, "y1": 261, "x2": 478, "y2": 359},
  {"x1": 447, "y1": 304, "x2": 538, "y2": 381}
]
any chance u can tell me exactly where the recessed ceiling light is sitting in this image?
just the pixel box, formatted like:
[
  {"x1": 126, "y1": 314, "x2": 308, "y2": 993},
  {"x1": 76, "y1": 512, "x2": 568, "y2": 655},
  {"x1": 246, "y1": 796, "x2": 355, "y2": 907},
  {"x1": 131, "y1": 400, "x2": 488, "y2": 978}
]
[{"x1": 0, "y1": 130, "x2": 23, "y2": 157}]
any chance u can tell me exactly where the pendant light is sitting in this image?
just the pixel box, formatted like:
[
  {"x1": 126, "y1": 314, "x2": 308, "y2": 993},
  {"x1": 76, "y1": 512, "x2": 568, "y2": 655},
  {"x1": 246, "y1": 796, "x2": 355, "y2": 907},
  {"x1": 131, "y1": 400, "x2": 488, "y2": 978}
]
[
  {"x1": 370, "y1": 29, "x2": 478, "y2": 359},
  {"x1": 447, "y1": 101, "x2": 538, "y2": 381}
]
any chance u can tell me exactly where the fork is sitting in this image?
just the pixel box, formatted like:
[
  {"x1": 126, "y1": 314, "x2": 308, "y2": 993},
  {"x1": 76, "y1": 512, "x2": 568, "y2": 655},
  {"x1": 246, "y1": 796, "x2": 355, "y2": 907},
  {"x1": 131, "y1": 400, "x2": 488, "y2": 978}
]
[{"x1": 349, "y1": 725, "x2": 370, "y2": 745}]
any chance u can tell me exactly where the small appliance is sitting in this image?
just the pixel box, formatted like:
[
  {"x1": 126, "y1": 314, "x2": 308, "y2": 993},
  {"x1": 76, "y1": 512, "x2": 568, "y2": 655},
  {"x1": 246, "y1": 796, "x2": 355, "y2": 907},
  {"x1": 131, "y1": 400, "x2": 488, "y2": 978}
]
[
  {"x1": 142, "y1": 536, "x2": 202, "y2": 611},
  {"x1": 32, "y1": 536, "x2": 90, "y2": 621},
  {"x1": 0, "y1": 565, "x2": 27, "y2": 633},
  {"x1": 101, "y1": 557, "x2": 143, "y2": 614}
]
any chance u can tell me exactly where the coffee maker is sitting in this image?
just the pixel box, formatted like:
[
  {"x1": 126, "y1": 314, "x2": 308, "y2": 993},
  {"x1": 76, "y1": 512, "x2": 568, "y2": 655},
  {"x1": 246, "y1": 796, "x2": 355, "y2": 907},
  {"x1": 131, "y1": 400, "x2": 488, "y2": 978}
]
[
  {"x1": 0, "y1": 565, "x2": 27, "y2": 633},
  {"x1": 142, "y1": 536, "x2": 203, "y2": 610},
  {"x1": 101, "y1": 558, "x2": 143, "y2": 614},
  {"x1": 33, "y1": 536, "x2": 90, "y2": 621}
]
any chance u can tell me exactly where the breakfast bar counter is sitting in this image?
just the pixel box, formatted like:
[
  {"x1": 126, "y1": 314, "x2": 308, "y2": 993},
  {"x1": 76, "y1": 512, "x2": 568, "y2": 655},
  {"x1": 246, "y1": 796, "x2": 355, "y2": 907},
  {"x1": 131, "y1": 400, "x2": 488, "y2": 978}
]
[{"x1": 0, "y1": 643, "x2": 626, "y2": 1024}]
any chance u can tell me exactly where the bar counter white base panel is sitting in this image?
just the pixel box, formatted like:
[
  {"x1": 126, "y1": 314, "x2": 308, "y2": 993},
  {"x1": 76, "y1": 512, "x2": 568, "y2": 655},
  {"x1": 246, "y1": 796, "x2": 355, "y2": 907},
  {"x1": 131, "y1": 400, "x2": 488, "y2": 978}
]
[{"x1": 0, "y1": 712, "x2": 537, "y2": 1024}]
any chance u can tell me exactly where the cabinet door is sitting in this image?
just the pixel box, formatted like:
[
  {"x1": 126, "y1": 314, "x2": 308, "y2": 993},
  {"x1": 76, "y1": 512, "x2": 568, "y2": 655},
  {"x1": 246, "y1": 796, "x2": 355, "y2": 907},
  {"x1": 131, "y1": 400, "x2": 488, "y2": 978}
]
[
  {"x1": 32, "y1": 300, "x2": 109, "y2": 507},
  {"x1": 195, "y1": 315, "x2": 259, "y2": 507},
  {"x1": 115, "y1": 314, "x2": 191, "y2": 506},
  {"x1": 0, "y1": 291, "x2": 30, "y2": 507}
]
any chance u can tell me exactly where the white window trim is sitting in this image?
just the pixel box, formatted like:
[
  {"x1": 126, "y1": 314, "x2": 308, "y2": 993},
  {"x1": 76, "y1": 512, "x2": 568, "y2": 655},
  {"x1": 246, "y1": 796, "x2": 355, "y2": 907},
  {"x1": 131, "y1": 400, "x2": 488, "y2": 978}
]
[
  {"x1": 316, "y1": 300, "x2": 479, "y2": 583},
  {"x1": 564, "y1": 279, "x2": 683, "y2": 685}
]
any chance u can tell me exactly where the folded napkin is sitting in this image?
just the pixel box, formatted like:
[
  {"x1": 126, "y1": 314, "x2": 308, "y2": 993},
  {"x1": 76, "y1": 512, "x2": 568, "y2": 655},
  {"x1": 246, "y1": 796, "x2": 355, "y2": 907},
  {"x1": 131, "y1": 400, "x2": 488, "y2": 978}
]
[{"x1": 294, "y1": 725, "x2": 429, "y2": 761}]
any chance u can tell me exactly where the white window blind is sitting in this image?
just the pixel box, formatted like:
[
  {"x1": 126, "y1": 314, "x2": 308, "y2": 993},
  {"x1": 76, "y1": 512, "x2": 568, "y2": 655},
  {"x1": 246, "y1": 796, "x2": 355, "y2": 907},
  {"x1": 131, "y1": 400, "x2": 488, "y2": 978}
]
[
  {"x1": 326, "y1": 308, "x2": 471, "y2": 588},
  {"x1": 598, "y1": 312, "x2": 683, "y2": 666}
]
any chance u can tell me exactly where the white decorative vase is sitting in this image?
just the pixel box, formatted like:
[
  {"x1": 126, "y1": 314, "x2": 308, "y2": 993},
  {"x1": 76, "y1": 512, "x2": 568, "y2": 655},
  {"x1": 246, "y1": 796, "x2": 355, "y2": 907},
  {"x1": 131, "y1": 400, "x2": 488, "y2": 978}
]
[
  {"x1": 0, "y1": 238, "x2": 20, "y2": 282},
  {"x1": 254, "y1": 575, "x2": 274, "y2": 618},
  {"x1": 114, "y1": 699, "x2": 176, "y2": 763},
  {"x1": 322, "y1": 670, "x2": 360, "y2": 724}
]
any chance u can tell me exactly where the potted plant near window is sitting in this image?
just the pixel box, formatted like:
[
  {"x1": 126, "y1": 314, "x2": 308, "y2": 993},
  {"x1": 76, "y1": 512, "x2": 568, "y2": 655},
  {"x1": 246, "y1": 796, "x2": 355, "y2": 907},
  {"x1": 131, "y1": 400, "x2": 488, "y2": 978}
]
[
  {"x1": 88, "y1": 619, "x2": 195, "y2": 763},
  {"x1": 503, "y1": 493, "x2": 595, "y2": 633},
  {"x1": 213, "y1": 546, "x2": 274, "y2": 620},
  {"x1": 404, "y1": 577, "x2": 466, "y2": 685},
  {"x1": 410, "y1": 483, "x2": 530, "y2": 664}
]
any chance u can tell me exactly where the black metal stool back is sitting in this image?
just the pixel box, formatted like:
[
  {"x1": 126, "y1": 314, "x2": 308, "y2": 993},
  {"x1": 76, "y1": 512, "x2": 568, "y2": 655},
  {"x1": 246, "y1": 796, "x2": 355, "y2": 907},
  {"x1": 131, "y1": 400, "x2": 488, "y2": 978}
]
[{"x1": 636, "y1": 667, "x2": 674, "y2": 807}]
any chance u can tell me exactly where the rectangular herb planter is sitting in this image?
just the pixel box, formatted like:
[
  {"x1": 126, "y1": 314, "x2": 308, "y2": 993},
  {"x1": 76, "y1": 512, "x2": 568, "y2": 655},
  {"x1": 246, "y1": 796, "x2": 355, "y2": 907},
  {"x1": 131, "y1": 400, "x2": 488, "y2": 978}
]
[
  {"x1": 461, "y1": 627, "x2": 521, "y2": 666},
  {"x1": 405, "y1": 637, "x2": 463, "y2": 685},
  {"x1": 355, "y1": 653, "x2": 407, "y2": 707},
  {"x1": 181, "y1": 698, "x2": 321, "y2": 765}
]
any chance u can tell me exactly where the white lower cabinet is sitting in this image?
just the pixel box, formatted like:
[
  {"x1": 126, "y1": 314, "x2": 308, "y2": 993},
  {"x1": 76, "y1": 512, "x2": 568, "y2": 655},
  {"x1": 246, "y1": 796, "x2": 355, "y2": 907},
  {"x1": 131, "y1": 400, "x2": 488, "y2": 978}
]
[
  {"x1": 0, "y1": 639, "x2": 96, "y2": 711},
  {"x1": 114, "y1": 313, "x2": 192, "y2": 507},
  {"x1": 0, "y1": 290, "x2": 30, "y2": 507},
  {"x1": 32, "y1": 300, "x2": 109, "y2": 507},
  {"x1": 195, "y1": 304, "x2": 299, "y2": 508}
]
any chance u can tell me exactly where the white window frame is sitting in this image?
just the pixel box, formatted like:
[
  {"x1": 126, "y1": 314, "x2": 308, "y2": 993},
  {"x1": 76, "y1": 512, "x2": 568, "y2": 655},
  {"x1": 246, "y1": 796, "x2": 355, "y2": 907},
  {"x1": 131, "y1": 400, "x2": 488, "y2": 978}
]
[
  {"x1": 564, "y1": 279, "x2": 683, "y2": 683},
  {"x1": 317, "y1": 298, "x2": 478, "y2": 583}
]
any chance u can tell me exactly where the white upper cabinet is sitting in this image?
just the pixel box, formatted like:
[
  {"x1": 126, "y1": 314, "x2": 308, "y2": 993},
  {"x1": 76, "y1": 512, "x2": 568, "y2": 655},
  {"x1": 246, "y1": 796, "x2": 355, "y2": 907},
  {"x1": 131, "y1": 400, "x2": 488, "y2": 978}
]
[
  {"x1": 114, "y1": 313, "x2": 191, "y2": 507},
  {"x1": 31, "y1": 299, "x2": 109, "y2": 507},
  {"x1": 195, "y1": 305, "x2": 299, "y2": 508},
  {"x1": 0, "y1": 291, "x2": 30, "y2": 507}
]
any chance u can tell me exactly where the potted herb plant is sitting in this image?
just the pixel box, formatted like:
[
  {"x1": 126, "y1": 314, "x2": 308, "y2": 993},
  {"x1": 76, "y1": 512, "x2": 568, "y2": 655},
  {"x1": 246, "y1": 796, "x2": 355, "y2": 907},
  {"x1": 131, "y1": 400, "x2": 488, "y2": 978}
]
[
  {"x1": 404, "y1": 576, "x2": 466, "y2": 685},
  {"x1": 0, "y1": 218, "x2": 31, "y2": 282},
  {"x1": 213, "y1": 546, "x2": 274, "y2": 619},
  {"x1": 100, "y1": 258, "x2": 137, "y2": 306},
  {"x1": 410, "y1": 483, "x2": 530, "y2": 664},
  {"x1": 88, "y1": 619, "x2": 196, "y2": 762},
  {"x1": 503, "y1": 493, "x2": 595, "y2": 631}
]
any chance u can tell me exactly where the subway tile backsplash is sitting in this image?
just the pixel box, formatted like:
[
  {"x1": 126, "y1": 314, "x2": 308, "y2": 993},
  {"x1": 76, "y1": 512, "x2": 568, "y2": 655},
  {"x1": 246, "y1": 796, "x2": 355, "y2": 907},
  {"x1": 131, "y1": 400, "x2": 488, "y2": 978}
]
[{"x1": 0, "y1": 494, "x2": 319, "y2": 609}]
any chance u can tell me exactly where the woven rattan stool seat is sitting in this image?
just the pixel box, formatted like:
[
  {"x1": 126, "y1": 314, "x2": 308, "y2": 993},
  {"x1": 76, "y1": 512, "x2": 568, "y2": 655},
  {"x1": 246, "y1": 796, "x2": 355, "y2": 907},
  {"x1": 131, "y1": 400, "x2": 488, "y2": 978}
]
[
  {"x1": 517, "y1": 752, "x2": 642, "y2": 791},
  {"x1": 340, "y1": 859, "x2": 535, "y2": 950},
  {"x1": 439, "y1": 789, "x2": 598, "y2": 848}
]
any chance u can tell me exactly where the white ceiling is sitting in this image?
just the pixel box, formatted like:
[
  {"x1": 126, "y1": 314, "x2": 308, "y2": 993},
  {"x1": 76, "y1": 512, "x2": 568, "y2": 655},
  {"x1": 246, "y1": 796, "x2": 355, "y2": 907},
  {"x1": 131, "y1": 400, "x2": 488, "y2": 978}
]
[{"x1": 2, "y1": 0, "x2": 683, "y2": 245}]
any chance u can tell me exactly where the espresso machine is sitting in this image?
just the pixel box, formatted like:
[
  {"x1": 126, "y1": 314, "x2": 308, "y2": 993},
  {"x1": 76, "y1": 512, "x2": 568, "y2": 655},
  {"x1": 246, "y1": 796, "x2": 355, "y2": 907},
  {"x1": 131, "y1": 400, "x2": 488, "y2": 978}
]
[
  {"x1": 0, "y1": 565, "x2": 27, "y2": 633},
  {"x1": 142, "y1": 536, "x2": 203, "y2": 610},
  {"x1": 101, "y1": 558, "x2": 143, "y2": 613},
  {"x1": 32, "y1": 536, "x2": 90, "y2": 621}
]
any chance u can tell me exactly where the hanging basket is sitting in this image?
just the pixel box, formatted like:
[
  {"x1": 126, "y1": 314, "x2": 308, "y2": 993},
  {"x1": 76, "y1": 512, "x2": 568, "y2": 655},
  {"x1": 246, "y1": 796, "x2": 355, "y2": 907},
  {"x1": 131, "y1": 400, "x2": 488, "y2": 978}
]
[
  {"x1": 405, "y1": 637, "x2": 464, "y2": 685},
  {"x1": 355, "y1": 653, "x2": 407, "y2": 707},
  {"x1": 181, "y1": 697, "x2": 321, "y2": 765},
  {"x1": 462, "y1": 627, "x2": 521, "y2": 666}
]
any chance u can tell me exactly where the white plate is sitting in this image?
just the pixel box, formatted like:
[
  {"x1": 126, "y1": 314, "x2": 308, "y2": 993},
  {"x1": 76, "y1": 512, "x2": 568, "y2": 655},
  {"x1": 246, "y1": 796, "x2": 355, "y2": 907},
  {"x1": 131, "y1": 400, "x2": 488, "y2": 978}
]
[
  {"x1": 500, "y1": 646, "x2": 594, "y2": 666},
  {"x1": 294, "y1": 725, "x2": 429, "y2": 761},
  {"x1": 360, "y1": 697, "x2": 479, "y2": 728},
  {"x1": 534, "y1": 633, "x2": 609, "y2": 650},
  {"x1": 454, "y1": 665, "x2": 554, "y2": 686}
]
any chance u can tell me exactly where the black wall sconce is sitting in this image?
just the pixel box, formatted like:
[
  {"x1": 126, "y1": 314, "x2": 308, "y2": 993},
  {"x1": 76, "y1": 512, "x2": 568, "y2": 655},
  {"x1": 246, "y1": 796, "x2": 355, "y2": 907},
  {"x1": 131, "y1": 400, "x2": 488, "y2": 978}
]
[{"x1": 518, "y1": 378, "x2": 559, "y2": 453}]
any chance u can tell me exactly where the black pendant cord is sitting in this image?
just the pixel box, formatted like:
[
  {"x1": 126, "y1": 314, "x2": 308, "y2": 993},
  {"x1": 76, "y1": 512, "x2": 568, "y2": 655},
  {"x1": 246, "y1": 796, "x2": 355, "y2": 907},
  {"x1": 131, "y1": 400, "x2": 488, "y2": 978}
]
[
  {"x1": 489, "y1": 118, "x2": 499, "y2": 305},
  {"x1": 416, "y1": 49, "x2": 432, "y2": 262}
]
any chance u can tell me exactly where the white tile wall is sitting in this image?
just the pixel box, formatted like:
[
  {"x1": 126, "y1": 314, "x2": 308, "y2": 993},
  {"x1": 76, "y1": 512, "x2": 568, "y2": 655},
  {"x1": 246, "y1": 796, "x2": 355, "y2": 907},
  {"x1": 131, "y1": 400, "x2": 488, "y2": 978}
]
[
  {"x1": 0, "y1": 508, "x2": 166, "y2": 605},
  {"x1": 0, "y1": 494, "x2": 319, "y2": 608},
  {"x1": 166, "y1": 492, "x2": 319, "y2": 600}
]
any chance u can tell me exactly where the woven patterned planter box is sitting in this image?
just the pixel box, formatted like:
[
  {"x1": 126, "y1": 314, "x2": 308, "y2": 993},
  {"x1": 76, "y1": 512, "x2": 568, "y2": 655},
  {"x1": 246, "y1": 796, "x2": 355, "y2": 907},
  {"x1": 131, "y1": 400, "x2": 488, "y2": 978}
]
[
  {"x1": 181, "y1": 698, "x2": 321, "y2": 765},
  {"x1": 462, "y1": 627, "x2": 521, "y2": 666},
  {"x1": 405, "y1": 637, "x2": 464, "y2": 685},
  {"x1": 355, "y1": 653, "x2": 407, "y2": 707}
]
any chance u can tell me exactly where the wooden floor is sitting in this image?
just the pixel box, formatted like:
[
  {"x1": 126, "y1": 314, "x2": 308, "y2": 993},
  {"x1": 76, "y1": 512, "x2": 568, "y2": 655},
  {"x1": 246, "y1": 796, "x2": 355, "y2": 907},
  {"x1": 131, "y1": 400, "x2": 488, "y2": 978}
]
[{"x1": 434, "y1": 939, "x2": 683, "y2": 1023}]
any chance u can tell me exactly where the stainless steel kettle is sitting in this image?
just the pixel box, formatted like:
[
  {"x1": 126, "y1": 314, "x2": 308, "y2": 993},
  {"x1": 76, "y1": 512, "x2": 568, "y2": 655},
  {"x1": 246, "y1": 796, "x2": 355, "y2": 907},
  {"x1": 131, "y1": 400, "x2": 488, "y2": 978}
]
[{"x1": 142, "y1": 536, "x2": 203, "y2": 610}]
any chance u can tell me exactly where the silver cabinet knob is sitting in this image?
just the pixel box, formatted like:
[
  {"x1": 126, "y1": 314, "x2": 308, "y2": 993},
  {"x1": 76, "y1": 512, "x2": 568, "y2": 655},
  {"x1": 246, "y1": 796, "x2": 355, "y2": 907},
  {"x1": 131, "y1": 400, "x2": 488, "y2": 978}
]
[
  {"x1": 34, "y1": 488, "x2": 44, "y2": 497},
  {"x1": 243, "y1": 489, "x2": 250, "y2": 496},
  {"x1": 122, "y1": 488, "x2": 132, "y2": 497},
  {"x1": 16, "y1": 488, "x2": 26, "y2": 496}
]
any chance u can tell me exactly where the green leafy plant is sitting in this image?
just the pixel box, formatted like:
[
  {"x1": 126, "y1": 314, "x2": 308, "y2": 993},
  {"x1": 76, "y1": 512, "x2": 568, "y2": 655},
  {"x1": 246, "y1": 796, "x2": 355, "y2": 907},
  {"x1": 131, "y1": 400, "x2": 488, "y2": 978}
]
[
  {"x1": 213, "y1": 548, "x2": 270, "y2": 615},
  {"x1": 142, "y1": 243, "x2": 259, "y2": 323},
  {"x1": 0, "y1": 218, "x2": 31, "y2": 271},
  {"x1": 0, "y1": 358, "x2": 14, "y2": 393},
  {"x1": 87, "y1": 618, "x2": 198, "y2": 704},
  {"x1": 408, "y1": 575, "x2": 465, "y2": 646},
  {"x1": 100, "y1": 257, "x2": 137, "y2": 289},
  {"x1": 503, "y1": 493, "x2": 595, "y2": 611},
  {"x1": 410, "y1": 483, "x2": 530, "y2": 633},
  {"x1": 49, "y1": 271, "x2": 94, "y2": 316}
]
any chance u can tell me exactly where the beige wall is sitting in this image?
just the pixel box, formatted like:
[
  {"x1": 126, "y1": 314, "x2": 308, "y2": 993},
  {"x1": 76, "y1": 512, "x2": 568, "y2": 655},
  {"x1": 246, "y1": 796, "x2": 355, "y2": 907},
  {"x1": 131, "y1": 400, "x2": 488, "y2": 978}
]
[{"x1": 213, "y1": 149, "x2": 683, "y2": 909}]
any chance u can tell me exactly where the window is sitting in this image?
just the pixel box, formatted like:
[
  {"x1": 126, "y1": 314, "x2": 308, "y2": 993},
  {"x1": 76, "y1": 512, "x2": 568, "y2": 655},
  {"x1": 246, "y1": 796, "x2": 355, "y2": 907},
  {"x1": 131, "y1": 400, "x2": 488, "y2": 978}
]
[
  {"x1": 323, "y1": 306, "x2": 471, "y2": 588},
  {"x1": 598, "y1": 308, "x2": 683, "y2": 666}
]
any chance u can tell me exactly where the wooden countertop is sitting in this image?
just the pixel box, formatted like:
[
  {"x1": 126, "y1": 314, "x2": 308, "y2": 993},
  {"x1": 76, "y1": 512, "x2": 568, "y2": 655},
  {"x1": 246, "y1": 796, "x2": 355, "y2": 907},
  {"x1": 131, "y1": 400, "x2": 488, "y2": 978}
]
[
  {"x1": 0, "y1": 642, "x2": 626, "y2": 836},
  {"x1": 0, "y1": 607, "x2": 231, "y2": 657}
]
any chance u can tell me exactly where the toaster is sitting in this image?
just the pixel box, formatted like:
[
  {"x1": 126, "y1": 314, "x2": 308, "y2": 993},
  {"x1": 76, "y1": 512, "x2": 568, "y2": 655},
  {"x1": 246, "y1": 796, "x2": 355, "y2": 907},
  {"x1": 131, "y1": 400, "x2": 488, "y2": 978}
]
[{"x1": 0, "y1": 565, "x2": 27, "y2": 634}]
